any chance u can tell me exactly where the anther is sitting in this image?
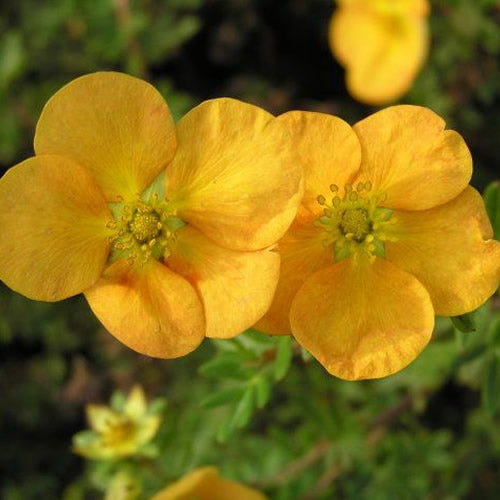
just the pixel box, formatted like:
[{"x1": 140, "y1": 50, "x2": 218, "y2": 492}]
[
  {"x1": 317, "y1": 195, "x2": 326, "y2": 205},
  {"x1": 349, "y1": 192, "x2": 358, "y2": 201},
  {"x1": 330, "y1": 184, "x2": 339, "y2": 193},
  {"x1": 356, "y1": 182, "x2": 364, "y2": 192}
]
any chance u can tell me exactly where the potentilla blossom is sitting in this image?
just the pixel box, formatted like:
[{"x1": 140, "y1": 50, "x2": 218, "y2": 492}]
[
  {"x1": 257, "y1": 106, "x2": 500, "y2": 380},
  {"x1": 73, "y1": 385, "x2": 160, "y2": 460},
  {"x1": 151, "y1": 466, "x2": 267, "y2": 500},
  {"x1": 329, "y1": 0, "x2": 430, "y2": 104},
  {"x1": 0, "y1": 72, "x2": 303, "y2": 358}
]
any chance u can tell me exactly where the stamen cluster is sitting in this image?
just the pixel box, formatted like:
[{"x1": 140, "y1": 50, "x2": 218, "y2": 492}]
[
  {"x1": 315, "y1": 182, "x2": 396, "y2": 262},
  {"x1": 106, "y1": 193, "x2": 185, "y2": 265}
]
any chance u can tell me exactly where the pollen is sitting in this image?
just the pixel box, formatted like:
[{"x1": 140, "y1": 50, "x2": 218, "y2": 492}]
[{"x1": 314, "y1": 181, "x2": 397, "y2": 262}]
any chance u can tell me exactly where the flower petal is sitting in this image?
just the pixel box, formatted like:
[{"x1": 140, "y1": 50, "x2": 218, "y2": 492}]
[
  {"x1": 135, "y1": 415, "x2": 161, "y2": 446},
  {"x1": 277, "y1": 111, "x2": 361, "y2": 216},
  {"x1": 0, "y1": 155, "x2": 110, "y2": 301},
  {"x1": 124, "y1": 385, "x2": 147, "y2": 419},
  {"x1": 330, "y1": 5, "x2": 428, "y2": 104},
  {"x1": 256, "y1": 218, "x2": 333, "y2": 335},
  {"x1": 386, "y1": 187, "x2": 500, "y2": 316},
  {"x1": 168, "y1": 226, "x2": 280, "y2": 339},
  {"x1": 166, "y1": 98, "x2": 303, "y2": 251},
  {"x1": 85, "y1": 259, "x2": 205, "y2": 358},
  {"x1": 352, "y1": 105, "x2": 472, "y2": 210},
  {"x1": 152, "y1": 466, "x2": 267, "y2": 500},
  {"x1": 35, "y1": 72, "x2": 177, "y2": 202},
  {"x1": 290, "y1": 257, "x2": 434, "y2": 380},
  {"x1": 86, "y1": 405, "x2": 119, "y2": 433}
]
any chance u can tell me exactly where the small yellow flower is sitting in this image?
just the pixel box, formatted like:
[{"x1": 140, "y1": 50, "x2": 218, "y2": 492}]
[
  {"x1": 0, "y1": 72, "x2": 303, "y2": 357},
  {"x1": 329, "y1": 0, "x2": 430, "y2": 104},
  {"x1": 257, "y1": 106, "x2": 500, "y2": 380},
  {"x1": 152, "y1": 466, "x2": 267, "y2": 500},
  {"x1": 73, "y1": 385, "x2": 161, "y2": 460}
]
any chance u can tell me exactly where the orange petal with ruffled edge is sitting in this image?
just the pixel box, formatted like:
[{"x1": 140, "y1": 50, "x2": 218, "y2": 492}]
[
  {"x1": 256, "y1": 218, "x2": 333, "y2": 335},
  {"x1": 168, "y1": 226, "x2": 280, "y2": 339},
  {"x1": 85, "y1": 259, "x2": 205, "y2": 358},
  {"x1": 35, "y1": 72, "x2": 176, "y2": 202},
  {"x1": 330, "y1": 2, "x2": 428, "y2": 104},
  {"x1": 166, "y1": 98, "x2": 303, "y2": 251},
  {"x1": 152, "y1": 466, "x2": 267, "y2": 500},
  {"x1": 352, "y1": 106, "x2": 472, "y2": 210},
  {"x1": 0, "y1": 155, "x2": 110, "y2": 301},
  {"x1": 290, "y1": 257, "x2": 434, "y2": 380},
  {"x1": 277, "y1": 111, "x2": 361, "y2": 216},
  {"x1": 386, "y1": 187, "x2": 500, "y2": 316}
]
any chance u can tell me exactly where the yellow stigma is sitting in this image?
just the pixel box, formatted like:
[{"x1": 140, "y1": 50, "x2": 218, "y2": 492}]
[
  {"x1": 129, "y1": 212, "x2": 161, "y2": 243},
  {"x1": 315, "y1": 181, "x2": 396, "y2": 262},
  {"x1": 106, "y1": 194, "x2": 185, "y2": 266}
]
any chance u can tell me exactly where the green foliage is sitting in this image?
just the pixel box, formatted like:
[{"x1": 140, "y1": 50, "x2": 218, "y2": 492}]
[
  {"x1": 1, "y1": 0, "x2": 500, "y2": 499},
  {"x1": 484, "y1": 181, "x2": 500, "y2": 240},
  {"x1": 199, "y1": 331, "x2": 293, "y2": 442}
]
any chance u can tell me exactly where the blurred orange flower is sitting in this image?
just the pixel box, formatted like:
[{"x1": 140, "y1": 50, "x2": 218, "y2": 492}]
[
  {"x1": 152, "y1": 467, "x2": 267, "y2": 500},
  {"x1": 0, "y1": 72, "x2": 302, "y2": 358},
  {"x1": 257, "y1": 106, "x2": 500, "y2": 380},
  {"x1": 329, "y1": 0, "x2": 430, "y2": 104}
]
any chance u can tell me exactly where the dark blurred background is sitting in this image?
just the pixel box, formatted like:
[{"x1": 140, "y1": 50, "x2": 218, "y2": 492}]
[{"x1": 1, "y1": 1, "x2": 500, "y2": 499}]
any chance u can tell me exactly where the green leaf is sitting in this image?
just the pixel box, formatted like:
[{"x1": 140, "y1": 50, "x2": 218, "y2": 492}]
[
  {"x1": 148, "y1": 398, "x2": 168, "y2": 415},
  {"x1": 451, "y1": 343, "x2": 487, "y2": 371},
  {"x1": 216, "y1": 386, "x2": 256, "y2": 443},
  {"x1": 484, "y1": 181, "x2": 500, "y2": 239},
  {"x1": 274, "y1": 337, "x2": 293, "y2": 381},
  {"x1": 110, "y1": 391, "x2": 126, "y2": 412},
  {"x1": 451, "y1": 313, "x2": 477, "y2": 333},
  {"x1": 483, "y1": 356, "x2": 500, "y2": 417},
  {"x1": 230, "y1": 386, "x2": 255, "y2": 430},
  {"x1": 198, "y1": 354, "x2": 251, "y2": 380},
  {"x1": 200, "y1": 387, "x2": 245, "y2": 409},
  {"x1": 254, "y1": 376, "x2": 271, "y2": 409}
]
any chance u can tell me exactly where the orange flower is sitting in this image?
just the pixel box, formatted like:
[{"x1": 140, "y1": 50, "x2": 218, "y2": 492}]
[
  {"x1": 0, "y1": 72, "x2": 302, "y2": 358},
  {"x1": 151, "y1": 467, "x2": 267, "y2": 500},
  {"x1": 257, "y1": 106, "x2": 500, "y2": 380},
  {"x1": 329, "y1": 0, "x2": 430, "y2": 104}
]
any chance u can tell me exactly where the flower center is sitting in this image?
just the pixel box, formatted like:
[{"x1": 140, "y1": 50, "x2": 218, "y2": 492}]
[
  {"x1": 315, "y1": 182, "x2": 396, "y2": 262},
  {"x1": 106, "y1": 194, "x2": 185, "y2": 265},
  {"x1": 129, "y1": 211, "x2": 161, "y2": 243},
  {"x1": 340, "y1": 208, "x2": 371, "y2": 241},
  {"x1": 100, "y1": 414, "x2": 136, "y2": 447}
]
